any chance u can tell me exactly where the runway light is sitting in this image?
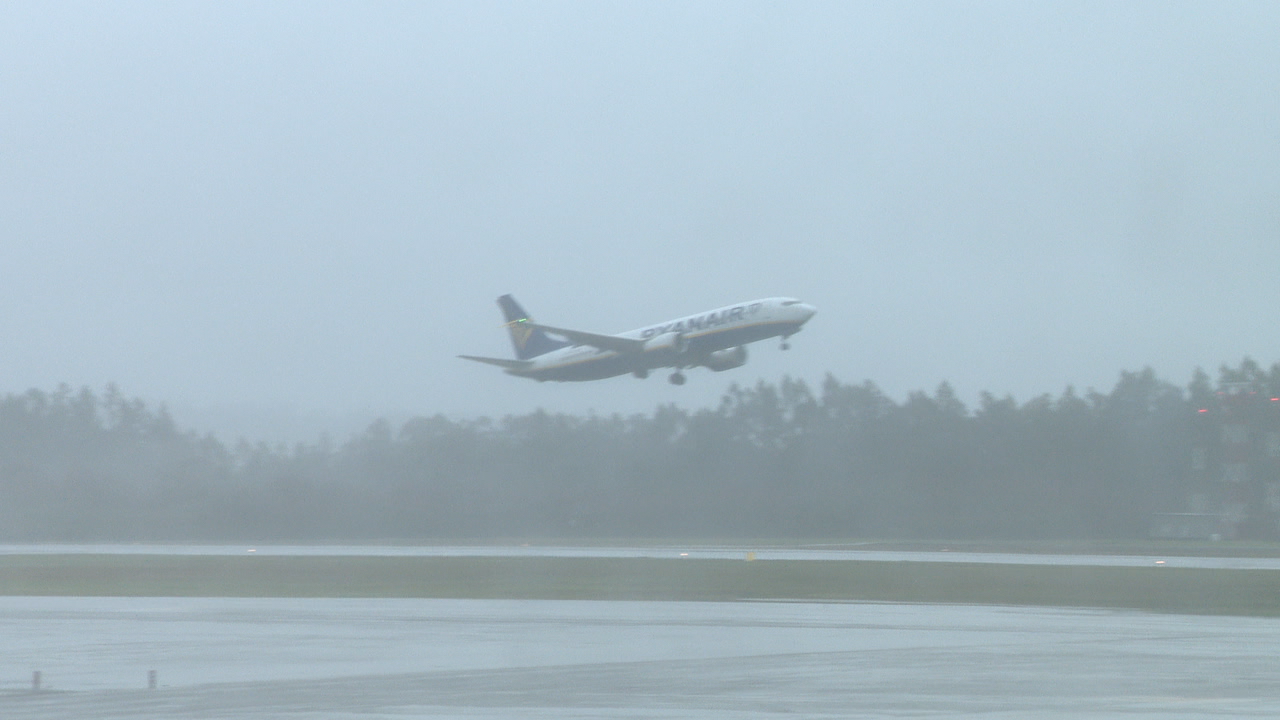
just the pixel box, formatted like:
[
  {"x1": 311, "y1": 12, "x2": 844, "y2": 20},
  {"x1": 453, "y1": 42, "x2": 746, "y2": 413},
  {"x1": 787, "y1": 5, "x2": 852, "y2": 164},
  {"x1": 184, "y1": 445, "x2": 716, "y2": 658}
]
[
  {"x1": 1155, "y1": 560, "x2": 1166, "y2": 565},
  {"x1": 679, "y1": 552, "x2": 689, "y2": 557},
  {"x1": 247, "y1": 548, "x2": 256, "y2": 553},
  {"x1": 1198, "y1": 408, "x2": 1209, "y2": 413}
]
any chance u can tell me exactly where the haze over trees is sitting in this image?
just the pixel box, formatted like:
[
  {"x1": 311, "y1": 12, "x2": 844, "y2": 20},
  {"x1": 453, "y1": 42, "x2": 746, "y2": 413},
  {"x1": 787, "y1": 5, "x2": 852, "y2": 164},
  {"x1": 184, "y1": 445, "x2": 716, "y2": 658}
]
[{"x1": 1, "y1": 360, "x2": 1277, "y2": 542}]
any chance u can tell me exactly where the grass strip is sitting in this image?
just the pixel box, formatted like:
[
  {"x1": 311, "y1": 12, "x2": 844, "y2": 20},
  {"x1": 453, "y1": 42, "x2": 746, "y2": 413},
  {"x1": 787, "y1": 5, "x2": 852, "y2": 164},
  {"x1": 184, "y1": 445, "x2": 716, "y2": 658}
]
[{"x1": 2, "y1": 555, "x2": 1278, "y2": 617}]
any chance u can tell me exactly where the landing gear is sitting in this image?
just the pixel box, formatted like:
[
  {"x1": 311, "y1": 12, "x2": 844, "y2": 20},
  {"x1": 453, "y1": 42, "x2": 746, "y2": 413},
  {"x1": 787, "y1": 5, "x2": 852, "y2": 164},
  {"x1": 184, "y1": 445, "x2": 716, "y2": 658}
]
[
  {"x1": 668, "y1": 371, "x2": 686, "y2": 385},
  {"x1": 780, "y1": 336, "x2": 791, "y2": 351}
]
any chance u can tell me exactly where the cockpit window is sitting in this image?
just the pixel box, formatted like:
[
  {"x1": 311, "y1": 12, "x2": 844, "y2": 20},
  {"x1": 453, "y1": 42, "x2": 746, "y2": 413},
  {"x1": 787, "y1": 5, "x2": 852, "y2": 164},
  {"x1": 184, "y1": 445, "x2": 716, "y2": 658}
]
[{"x1": 781, "y1": 300, "x2": 801, "y2": 306}]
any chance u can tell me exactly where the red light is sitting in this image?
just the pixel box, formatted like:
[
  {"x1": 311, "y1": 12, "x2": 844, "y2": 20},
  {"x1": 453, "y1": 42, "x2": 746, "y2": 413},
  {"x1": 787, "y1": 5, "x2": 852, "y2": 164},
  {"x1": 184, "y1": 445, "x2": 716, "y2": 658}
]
[
  {"x1": 1272, "y1": 398, "x2": 1280, "y2": 402},
  {"x1": 1198, "y1": 408, "x2": 1209, "y2": 413}
]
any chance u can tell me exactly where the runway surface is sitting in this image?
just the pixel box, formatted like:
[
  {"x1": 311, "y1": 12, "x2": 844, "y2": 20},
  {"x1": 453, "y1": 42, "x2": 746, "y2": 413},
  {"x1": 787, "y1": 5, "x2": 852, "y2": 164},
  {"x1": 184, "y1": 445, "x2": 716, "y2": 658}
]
[
  {"x1": 2, "y1": 597, "x2": 1278, "y2": 718},
  {"x1": 4, "y1": 543, "x2": 1280, "y2": 569}
]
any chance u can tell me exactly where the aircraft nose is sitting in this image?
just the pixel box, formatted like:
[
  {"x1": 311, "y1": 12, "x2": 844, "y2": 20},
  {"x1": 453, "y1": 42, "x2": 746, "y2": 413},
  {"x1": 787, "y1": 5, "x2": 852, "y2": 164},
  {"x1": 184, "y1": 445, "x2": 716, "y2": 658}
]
[{"x1": 796, "y1": 303, "x2": 817, "y2": 321}]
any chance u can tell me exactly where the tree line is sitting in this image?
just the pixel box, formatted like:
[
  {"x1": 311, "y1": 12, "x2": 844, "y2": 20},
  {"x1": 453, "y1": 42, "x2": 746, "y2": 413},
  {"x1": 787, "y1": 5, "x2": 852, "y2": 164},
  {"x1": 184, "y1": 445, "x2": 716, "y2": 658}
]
[{"x1": 1, "y1": 359, "x2": 1277, "y2": 542}]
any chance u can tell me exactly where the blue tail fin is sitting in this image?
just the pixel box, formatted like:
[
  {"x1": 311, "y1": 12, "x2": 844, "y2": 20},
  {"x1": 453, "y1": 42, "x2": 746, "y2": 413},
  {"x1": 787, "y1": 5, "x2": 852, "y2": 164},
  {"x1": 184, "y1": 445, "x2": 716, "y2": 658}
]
[{"x1": 498, "y1": 295, "x2": 570, "y2": 360}]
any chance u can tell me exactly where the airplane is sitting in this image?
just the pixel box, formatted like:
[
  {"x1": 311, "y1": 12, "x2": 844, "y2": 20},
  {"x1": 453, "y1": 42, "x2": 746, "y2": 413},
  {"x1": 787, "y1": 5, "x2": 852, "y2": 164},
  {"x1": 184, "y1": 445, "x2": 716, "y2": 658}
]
[{"x1": 460, "y1": 295, "x2": 817, "y2": 385}]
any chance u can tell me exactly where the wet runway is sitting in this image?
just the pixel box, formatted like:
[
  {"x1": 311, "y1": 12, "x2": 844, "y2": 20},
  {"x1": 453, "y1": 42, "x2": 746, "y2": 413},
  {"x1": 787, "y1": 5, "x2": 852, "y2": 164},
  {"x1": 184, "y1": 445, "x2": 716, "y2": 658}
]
[
  {"x1": 6, "y1": 543, "x2": 1280, "y2": 569},
  {"x1": 2, "y1": 597, "x2": 1278, "y2": 718}
]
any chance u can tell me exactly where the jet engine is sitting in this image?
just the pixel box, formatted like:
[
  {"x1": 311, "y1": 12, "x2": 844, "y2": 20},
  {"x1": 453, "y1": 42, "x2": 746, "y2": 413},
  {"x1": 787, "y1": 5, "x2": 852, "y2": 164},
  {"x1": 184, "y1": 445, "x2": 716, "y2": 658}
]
[
  {"x1": 643, "y1": 331, "x2": 689, "y2": 358},
  {"x1": 701, "y1": 345, "x2": 748, "y2": 371}
]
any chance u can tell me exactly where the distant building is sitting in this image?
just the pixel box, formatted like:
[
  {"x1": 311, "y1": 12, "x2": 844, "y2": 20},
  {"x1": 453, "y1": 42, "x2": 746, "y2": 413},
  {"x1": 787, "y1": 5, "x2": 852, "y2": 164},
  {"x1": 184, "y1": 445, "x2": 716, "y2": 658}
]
[{"x1": 1172, "y1": 382, "x2": 1280, "y2": 539}]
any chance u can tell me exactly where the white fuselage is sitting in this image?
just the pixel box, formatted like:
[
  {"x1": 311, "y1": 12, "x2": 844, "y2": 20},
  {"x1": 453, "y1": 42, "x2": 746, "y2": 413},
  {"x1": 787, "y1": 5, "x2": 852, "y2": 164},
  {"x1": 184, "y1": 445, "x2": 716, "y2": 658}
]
[{"x1": 512, "y1": 297, "x2": 816, "y2": 382}]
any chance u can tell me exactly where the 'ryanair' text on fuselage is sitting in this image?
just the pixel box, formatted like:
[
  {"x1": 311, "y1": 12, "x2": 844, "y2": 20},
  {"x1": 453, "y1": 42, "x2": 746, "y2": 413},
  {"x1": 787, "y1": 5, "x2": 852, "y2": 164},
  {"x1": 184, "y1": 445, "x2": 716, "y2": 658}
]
[
  {"x1": 639, "y1": 303, "x2": 762, "y2": 340},
  {"x1": 459, "y1": 295, "x2": 815, "y2": 385}
]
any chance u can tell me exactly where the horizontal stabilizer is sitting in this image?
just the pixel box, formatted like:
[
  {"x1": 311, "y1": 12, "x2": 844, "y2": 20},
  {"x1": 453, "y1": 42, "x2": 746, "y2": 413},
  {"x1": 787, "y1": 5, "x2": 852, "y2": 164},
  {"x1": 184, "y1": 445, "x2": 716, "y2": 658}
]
[
  {"x1": 458, "y1": 355, "x2": 534, "y2": 370},
  {"x1": 525, "y1": 322, "x2": 644, "y2": 354}
]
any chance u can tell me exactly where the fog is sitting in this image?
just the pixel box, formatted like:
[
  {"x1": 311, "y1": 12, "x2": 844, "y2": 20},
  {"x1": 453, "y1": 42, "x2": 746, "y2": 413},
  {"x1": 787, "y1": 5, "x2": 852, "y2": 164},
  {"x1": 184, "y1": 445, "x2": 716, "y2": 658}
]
[
  {"x1": 2, "y1": 361, "x2": 1275, "y2": 542},
  {"x1": 2, "y1": 2, "x2": 1278, "y2": 442}
]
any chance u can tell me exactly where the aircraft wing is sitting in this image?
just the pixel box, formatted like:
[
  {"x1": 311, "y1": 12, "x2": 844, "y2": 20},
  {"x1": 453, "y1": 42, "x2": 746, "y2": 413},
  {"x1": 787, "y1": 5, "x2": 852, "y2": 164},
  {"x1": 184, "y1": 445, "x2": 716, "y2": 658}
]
[
  {"x1": 525, "y1": 323, "x2": 645, "y2": 354},
  {"x1": 458, "y1": 355, "x2": 534, "y2": 370}
]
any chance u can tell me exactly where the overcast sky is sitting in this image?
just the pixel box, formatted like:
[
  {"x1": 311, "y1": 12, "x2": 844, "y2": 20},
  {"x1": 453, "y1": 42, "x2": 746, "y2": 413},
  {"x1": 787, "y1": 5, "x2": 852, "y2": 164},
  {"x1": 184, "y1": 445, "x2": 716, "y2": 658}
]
[{"x1": 3, "y1": 1, "x2": 1278, "y2": 442}]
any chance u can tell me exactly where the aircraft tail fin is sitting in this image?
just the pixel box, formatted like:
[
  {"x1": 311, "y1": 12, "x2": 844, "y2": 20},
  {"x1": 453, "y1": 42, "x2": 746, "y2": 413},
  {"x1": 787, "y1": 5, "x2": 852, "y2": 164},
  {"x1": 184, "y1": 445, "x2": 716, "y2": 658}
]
[{"x1": 498, "y1": 294, "x2": 570, "y2": 359}]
